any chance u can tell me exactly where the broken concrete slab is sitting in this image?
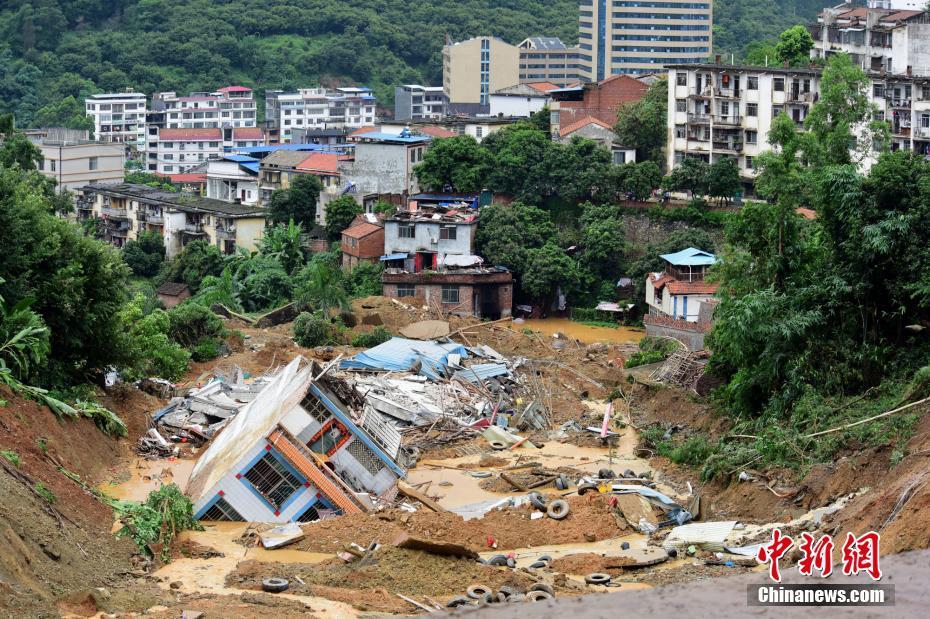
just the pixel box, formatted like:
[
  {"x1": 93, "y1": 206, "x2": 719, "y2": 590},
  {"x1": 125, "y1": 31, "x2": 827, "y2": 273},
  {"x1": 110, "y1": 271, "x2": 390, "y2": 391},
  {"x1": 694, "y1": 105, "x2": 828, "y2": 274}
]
[
  {"x1": 391, "y1": 532, "x2": 479, "y2": 560},
  {"x1": 260, "y1": 523, "x2": 306, "y2": 549},
  {"x1": 613, "y1": 494, "x2": 658, "y2": 528},
  {"x1": 400, "y1": 320, "x2": 451, "y2": 340}
]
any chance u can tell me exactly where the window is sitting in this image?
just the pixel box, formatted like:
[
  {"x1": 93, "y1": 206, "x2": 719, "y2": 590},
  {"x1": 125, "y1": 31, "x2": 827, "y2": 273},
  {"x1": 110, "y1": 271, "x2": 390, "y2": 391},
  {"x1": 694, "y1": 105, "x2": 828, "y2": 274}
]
[
  {"x1": 163, "y1": 165, "x2": 174, "y2": 172},
  {"x1": 773, "y1": 105, "x2": 783, "y2": 117},
  {"x1": 439, "y1": 225, "x2": 457, "y2": 240},
  {"x1": 88, "y1": 157, "x2": 98, "y2": 171},
  {"x1": 201, "y1": 497, "x2": 244, "y2": 521},
  {"x1": 347, "y1": 439, "x2": 382, "y2": 476},
  {"x1": 922, "y1": 86, "x2": 930, "y2": 100},
  {"x1": 773, "y1": 78, "x2": 785, "y2": 92},
  {"x1": 161, "y1": 142, "x2": 174, "y2": 148},
  {"x1": 209, "y1": 141, "x2": 219, "y2": 148},
  {"x1": 301, "y1": 392, "x2": 330, "y2": 424},
  {"x1": 441, "y1": 285, "x2": 460, "y2": 304},
  {"x1": 746, "y1": 103, "x2": 757, "y2": 117},
  {"x1": 50, "y1": 160, "x2": 56, "y2": 172},
  {"x1": 475, "y1": 126, "x2": 484, "y2": 138},
  {"x1": 307, "y1": 419, "x2": 351, "y2": 456},
  {"x1": 745, "y1": 130, "x2": 758, "y2": 144},
  {"x1": 675, "y1": 125, "x2": 686, "y2": 138},
  {"x1": 676, "y1": 73, "x2": 687, "y2": 86},
  {"x1": 297, "y1": 504, "x2": 320, "y2": 523},
  {"x1": 242, "y1": 452, "x2": 302, "y2": 510},
  {"x1": 676, "y1": 99, "x2": 686, "y2": 112},
  {"x1": 398, "y1": 223, "x2": 415, "y2": 239},
  {"x1": 746, "y1": 156, "x2": 754, "y2": 169},
  {"x1": 397, "y1": 284, "x2": 416, "y2": 297},
  {"x1": 747, "y1": 76, "x2": 758, "y2": 90}
]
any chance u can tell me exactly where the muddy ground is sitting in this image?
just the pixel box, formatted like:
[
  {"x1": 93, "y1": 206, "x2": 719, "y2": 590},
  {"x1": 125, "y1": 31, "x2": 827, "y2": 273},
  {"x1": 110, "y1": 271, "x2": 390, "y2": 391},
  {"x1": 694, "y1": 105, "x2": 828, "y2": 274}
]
[{"x1": 2, "y1": 295, "x2": 930, "y2": 616}]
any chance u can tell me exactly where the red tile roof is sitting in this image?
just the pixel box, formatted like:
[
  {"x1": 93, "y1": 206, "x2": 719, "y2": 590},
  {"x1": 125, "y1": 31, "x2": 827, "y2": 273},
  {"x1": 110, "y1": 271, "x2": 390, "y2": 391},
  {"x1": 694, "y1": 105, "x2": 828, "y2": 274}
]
[
  {"x1": 650, "y1": 274, "x2": 675, "y2": 291},
  {"x1": 349, "y1": 126, "x2": 378, "y2": 137},
  {"x1": 667, "y1": 281, "x2": 719, "y2": 295},
  {"x1": 417, "y1": 125, "x2": 457, "y2": 138},
  {"x1": 296, "y1": 152, "x2": 340, "y2": 176},
  {"x1": 158, "y1": 128, "x2": 222, "y2": 140},
  {"x1": 342, "y1": 222, "x2": 383, "y2": 239},
  {"x1": 796, "y1": 207, "x2": 817, "y2": 220},
  {"x1": 233, "y1": 127, "x2": 263, "y2": 140},
  {"x1": 559, "y1": 115, "x2": 612, "y2": 137},
  {"x1": 216, "y1": 86, "x2": 252, "y2": 93},
  {"x1": 526, "y1": 81, "x2": 560, "y2": 93},
  {"x1": 159, "y1": 173, "x2": 207, "y2": 184}
]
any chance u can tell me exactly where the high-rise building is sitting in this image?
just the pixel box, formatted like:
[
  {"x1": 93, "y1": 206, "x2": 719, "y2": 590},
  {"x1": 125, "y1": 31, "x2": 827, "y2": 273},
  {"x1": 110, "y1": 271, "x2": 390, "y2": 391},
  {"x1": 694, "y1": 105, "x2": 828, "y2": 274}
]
[
  {"x1": 84, "y1": 91, "x2": 148, "y2": 148},
  {"x1": 265, "y1": 88, "x2": 378, "y2": 143},
  {"x1": 442, "y1": 37, "x2": 520, "y2": 107},
  {"x1": 579, "y1": 0, "x2": 713, "y2": 80},
  {"x1": 518, "y1": 37, "x2": 583, "y2": 86}
]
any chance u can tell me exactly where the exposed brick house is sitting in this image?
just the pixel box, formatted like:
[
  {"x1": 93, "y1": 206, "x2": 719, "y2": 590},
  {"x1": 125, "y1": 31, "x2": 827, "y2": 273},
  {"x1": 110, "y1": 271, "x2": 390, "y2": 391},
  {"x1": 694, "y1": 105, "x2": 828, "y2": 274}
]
[
  {"x1": 644, "y1": 247, "x2": 719, "y2": 350},
  {"x1": 341, "y1": 216, "x2": 384, "y2": 271},
  {"x1": 382, "y1": 268, "x2": 513, "y2": 318},
  {"x1": 549, "y1": 74, "x2": 649, "y2": 137}
]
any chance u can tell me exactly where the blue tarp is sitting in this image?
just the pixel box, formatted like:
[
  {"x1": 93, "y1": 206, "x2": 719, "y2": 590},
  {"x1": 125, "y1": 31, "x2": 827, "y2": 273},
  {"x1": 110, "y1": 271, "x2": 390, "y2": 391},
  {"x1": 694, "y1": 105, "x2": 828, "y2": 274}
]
[
  {"x1": 452, "y1": 363, "x2": 509, "y2": 383},
  {"x1": 340, "y1": 337, "x2": 469, "y2": 381},
  {"x1": 380, "y1": 253, "x2": 408, "y2": 262}
]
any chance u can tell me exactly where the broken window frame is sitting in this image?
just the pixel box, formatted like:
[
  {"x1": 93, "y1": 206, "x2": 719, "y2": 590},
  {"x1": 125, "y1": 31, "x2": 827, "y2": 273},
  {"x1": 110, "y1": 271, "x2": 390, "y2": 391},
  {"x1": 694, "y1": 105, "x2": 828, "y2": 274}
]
[
  {"x1": 306, "y1": 418, "x2": 352, "y2": 457},
  {"x1": 200, "y1": 496, "x2": 244, "y2": 521}
]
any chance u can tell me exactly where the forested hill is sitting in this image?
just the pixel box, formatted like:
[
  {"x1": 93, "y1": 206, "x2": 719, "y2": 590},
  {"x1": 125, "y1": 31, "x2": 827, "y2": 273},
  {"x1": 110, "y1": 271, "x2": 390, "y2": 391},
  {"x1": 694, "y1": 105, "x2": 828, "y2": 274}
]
[{"x1": 1, "y1": 0, "x2": 826, "y2": 129}]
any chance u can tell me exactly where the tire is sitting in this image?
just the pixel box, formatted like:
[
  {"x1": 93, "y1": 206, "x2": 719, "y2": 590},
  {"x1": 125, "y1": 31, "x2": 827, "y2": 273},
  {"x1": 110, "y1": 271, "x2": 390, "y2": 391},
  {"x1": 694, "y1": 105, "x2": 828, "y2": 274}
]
[
  {"x1": 526, "y1": 590, "x2": 553, "y2": 602},
  {"x1": 490, "y1": 441, "x2": 507, "y2": 450},
  {"x1": 621, "y1": 541, "x2": 630, "y2": 550},
  {"x1": 446, "y1": 596, "x2": 471, "y2": 608},
  {"x1": 529, "y1": 560, "x2": 548, "y2": 569},
  {"x1": 529, "y1": 583, "x2": 554, "y2": 596},
  {"x1": 496, "y1": 592, "x2": 509, "y2": 603},
  {"x1": 555, "y1": 474, "x2": 570, "y2": 490},
  {"x1": 498, "y1": 586, "x2": 522, "y2": 599},
  {"x1": 506, "y1": 557, "x2": 516, "y2": 568},
  {"x1": 528, "y1": 491, "x2": 548, "y2": 510},
  {"x1": 475, "y1": 592, "x2": 494, "y2": 605},
  {"x1": 537, "y1": 555, "x2": 552, "y2": 563},
  {"x1": 577, "y1": 483, "x2": 598, "y2": 496},
  {"x1": 598, "y1": 468, "x2": 616, "y2": 479},
  {"x1": 546, "y1": 499, "x2": 570, "y2": 520},
  {"x1": 584, "y1": 573, "x2": 611, "y2": 585},
  {"x1": 487, "y1": 554, "x2": 509, "y2": 567},
  {"x1": 261, "y1": 577, "x2": 289, "y2": 593},
  {"x1": 467, "y1": 584, "x2": 492, "y2": 599}
]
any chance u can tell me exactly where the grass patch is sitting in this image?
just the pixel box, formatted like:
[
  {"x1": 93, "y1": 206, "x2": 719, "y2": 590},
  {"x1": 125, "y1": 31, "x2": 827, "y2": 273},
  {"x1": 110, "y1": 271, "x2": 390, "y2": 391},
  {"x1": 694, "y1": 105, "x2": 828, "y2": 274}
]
[
  {"x1": 625, "y1": 336, "x2": 678, "y2": 368},
  {"x1": 34, "y1": 482, "x2": 55, "y2": 503},
  {"x1": 1, "y1": 449, "x2": 20, "y2": 466}
]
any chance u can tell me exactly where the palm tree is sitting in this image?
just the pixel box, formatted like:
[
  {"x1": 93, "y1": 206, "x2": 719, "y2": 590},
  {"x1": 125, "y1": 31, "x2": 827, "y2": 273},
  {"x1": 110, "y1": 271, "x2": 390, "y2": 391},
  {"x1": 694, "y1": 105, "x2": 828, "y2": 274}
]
[{"x1": 293, "y1": 261, "x2": 349, "y2": 318}]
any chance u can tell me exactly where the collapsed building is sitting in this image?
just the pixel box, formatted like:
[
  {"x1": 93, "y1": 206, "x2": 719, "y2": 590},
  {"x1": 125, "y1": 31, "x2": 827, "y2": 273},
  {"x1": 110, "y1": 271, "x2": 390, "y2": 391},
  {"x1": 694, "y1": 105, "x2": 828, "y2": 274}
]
[{"x1": 185, "y1": 358, "x2": 407, "y2": 523}]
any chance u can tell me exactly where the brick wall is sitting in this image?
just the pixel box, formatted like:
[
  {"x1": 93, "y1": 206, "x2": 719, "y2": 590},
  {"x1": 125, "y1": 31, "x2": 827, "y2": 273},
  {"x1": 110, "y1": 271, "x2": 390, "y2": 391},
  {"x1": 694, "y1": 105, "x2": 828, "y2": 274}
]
[
  {"x1": 560, "y1": 75, "x2": 649, "y2": 128},
  {"x1": 341, "y1": 228, "x2": 384, "y2": 261}
]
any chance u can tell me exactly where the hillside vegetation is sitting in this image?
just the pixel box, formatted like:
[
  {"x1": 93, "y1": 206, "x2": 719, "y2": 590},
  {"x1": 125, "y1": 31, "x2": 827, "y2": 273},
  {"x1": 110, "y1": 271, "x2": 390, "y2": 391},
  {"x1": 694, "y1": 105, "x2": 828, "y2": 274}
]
[{"x1": 2, "y1": 0, "x2": 825, "y2": 129}]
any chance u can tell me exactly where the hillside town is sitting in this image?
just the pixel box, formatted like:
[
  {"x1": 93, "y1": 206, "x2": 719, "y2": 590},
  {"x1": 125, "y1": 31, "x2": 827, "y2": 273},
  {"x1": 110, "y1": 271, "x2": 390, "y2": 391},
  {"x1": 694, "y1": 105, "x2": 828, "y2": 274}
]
[{"x1": 2, "y1": 0, "x2": 930, "y2": 617}]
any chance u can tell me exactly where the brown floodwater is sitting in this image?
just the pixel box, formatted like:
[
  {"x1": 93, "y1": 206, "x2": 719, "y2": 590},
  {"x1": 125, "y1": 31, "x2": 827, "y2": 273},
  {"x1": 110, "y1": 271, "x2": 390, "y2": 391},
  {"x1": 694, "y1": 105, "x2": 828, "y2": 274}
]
[{"x1": 511, "y1": 318, "x2": 645, "y2": 345}]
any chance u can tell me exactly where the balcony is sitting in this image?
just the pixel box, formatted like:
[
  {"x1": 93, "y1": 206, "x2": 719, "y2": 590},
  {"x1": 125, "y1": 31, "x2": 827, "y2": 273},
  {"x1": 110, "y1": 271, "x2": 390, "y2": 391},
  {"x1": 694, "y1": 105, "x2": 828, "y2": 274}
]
[
  {"x1": 146, "y1": 212, "x2": 164, "y2": 225},
  {"x1": 215, "y1": 226, "x2": 236, "y2": 240},
  {"x1": 687, "y1": 113, "x2": 712, "y2": 124},
  {"x1": 788, "y1": 92, "x2": 814, "y2": 103},
  {"x1": 183, "y1": 222, "x2": 205, "y2": 235},
  {"x1": 914, "y1": 126, "x2": 930, "y2": 139},
  {"x1": 102, "y1": 206, "x2": 129, "y2": 219},
  {"x1": 713, "y1": 141, "x2": 744, "y2": 153}
]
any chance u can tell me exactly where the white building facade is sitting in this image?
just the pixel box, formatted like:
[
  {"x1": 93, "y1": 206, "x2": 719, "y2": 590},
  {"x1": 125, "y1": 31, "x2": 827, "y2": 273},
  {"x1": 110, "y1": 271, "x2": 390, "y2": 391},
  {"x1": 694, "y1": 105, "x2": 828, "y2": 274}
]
[
  {"x1": 265, "y1": 88, "x2": 378, "y2": 142},
  {"x1": 85, "y1": 92, "x2": 147, "y2": 148},
  {"x1": 152, "y1": 86, "x2": 257, "y2": 130},
  {"x1": 146, "y1": 127, "x2": 264, "y2": 175}
]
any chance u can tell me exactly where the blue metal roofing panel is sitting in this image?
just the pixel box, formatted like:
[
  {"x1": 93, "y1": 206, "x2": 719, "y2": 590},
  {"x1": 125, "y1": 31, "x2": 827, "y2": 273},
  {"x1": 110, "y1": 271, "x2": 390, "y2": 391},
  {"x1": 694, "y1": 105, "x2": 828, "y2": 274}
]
[
  {"x1": 224, "y1": 154, "x2": 260, "y2": 163},
  {"x1": 660, "y1": 247, "x2": 717, "y2": 266},
  {"x1": 380, "y1": 253, "x2": 408, "y2": 261},
  {"x1": 240, "y1": 162, "x2": 260, "y2": 174},
  {"x1": 452, "y1": 363, "x2": 510, "y2": 383},
  {"x1": 340, "y1": 337, "x2": 469, "y2": 381},
  {"x1": 235, "y1": 144, "x2": 332, "y2": 154}
]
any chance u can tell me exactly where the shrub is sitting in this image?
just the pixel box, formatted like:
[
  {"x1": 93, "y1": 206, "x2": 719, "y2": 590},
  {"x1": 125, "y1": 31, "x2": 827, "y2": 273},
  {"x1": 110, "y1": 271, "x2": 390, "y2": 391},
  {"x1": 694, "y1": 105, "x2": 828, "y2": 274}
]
[
  {"x1": 625, "y1": 336, "x2": 678, "y2": 368},
  {"x1": 191, "y1": 337, "x2": 222, "y2": 362},
  {"x1": 114, "y1": 484, "x2": 202, "y2": 563},
  {"x1": 351, "y1": 326, "x2": 392, "y2": 348},
  {"x1": 1, "y1": 450, "x2": 19, "y2": 466},
  {"x1": 167, "y1": 303, "x2": 225, "y2": 348},
  {"x1": 293, "y1": 312, "x2": 333, "y2": 347}
]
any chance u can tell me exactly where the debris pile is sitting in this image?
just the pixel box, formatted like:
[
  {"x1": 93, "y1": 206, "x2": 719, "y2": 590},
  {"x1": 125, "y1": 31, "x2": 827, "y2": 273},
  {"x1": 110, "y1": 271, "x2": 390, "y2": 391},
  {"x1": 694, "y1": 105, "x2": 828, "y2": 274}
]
[{"x1": 137, "y1": 365, "x2": 273, "y2": 457}]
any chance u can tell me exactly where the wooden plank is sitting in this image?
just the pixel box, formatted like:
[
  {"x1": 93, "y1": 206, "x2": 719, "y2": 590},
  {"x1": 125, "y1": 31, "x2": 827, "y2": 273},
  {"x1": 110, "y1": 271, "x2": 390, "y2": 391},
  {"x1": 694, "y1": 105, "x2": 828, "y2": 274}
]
[{"x1": 397, "y1": 480, "x2": 447, "y2": 513}]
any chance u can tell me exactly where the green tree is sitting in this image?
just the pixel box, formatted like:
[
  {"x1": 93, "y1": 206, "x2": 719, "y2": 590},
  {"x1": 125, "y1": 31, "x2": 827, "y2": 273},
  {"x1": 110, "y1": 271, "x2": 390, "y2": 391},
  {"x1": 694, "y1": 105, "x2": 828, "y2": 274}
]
[
  {"x1": 775, "y1": 25, "x2": 814, "y2": 66},
  {"x1": 665, "y1": 156, "x2": 710, "y2": 198},
  {"x1": 744, "y1": 40, "x2": 779, "y2": 66},
  {"x1": 159, "y1": 240, "x2": 226, "y2": 293},
  {"x1": 324, "y1": 195, "x2": 362, "y2": 241},
  {"x1": 268, "y1": 173, "x2": 322, "y2": 229},
  {"x1": 260, "y1": 220, "x2": 306, "y2": 275},
  {"x1": 0, "y1": 132, "x2": 42, "y2": 171},
  {"x1": 706, "y1": 157, "x2": 741, "y2": 205},
  {"x1": 482, "y1": 122, "x2": 555, "y2": 203},
  {"x1": 474, "y1": 202, "x2": 556, "y2": 279},
  {"x1": 345, "y1": 260, "x2": 383, "y2": 298},
  {"x1": 620, "y1": 161, "x2": 662, "y2": 201},
  {"x1": 166, "y1": 303, "x2": 225, "y2": 348},
  {"x1": 414, "y1": 135, "x2": 490, "y2": 193},
  {"x1": 119, "y1": 297, "x2": 190, "y2": 382},
  {"x1": 293, "y1": 260, "x2": 349, "y2": 317},
  {"x1": 521, "y1": 243, "x2": 578, "y2": 303},
  {"x1": 614, "y1": 79, "x2": 667, "y2": 166},
  {"x1": 122, "y1": 231, "x2": 166, "y2": 277}
]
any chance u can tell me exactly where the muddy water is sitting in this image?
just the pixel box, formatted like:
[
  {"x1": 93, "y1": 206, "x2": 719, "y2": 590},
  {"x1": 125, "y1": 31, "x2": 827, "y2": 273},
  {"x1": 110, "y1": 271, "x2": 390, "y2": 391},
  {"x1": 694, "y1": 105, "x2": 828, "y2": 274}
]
[
  {"x1": 512, "y1": 318, "x2": 645, "y2": 345},
  {"x1": 101, "y1": 456, "x2": 196, "y2": 502}
]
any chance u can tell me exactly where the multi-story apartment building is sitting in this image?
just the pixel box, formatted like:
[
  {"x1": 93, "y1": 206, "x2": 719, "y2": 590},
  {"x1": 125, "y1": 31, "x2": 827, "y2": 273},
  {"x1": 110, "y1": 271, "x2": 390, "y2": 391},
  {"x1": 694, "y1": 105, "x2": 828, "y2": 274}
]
[
  {"x1": 394, "y1": 85, "x2": 448, "y2": 121},
  {"x1": 518, "y1": 37, "x2": 582, "y2": 86},
  {"x1": 579, "y1": 0, "x2": 713, "y2": 80},
  {"x1": 84, "y1": 92, "x2": 148, "y2": 148},
  {"x1": 442, "y1": 37, "x2": 520, "y2": 107},
  {"x1": 265, "y1": 88, "x2": 377, "y2": 143},
  {"x1": 77, "y1": 183, "x2": 267, "y2": 256},
  {"x1": 150, "y1": 86, "x2": 257, "y2": 130},
  {"x1": 146, "y1": 127, "x2": 264, "y2": 175},
  {"x1": 28, "y1": 128, "x2": 125, "y2": 191},
  {"x1": 666, "y1": 63, "x2": 821, "y2": 195},
  {"x1": 205, "y1": 155, "x2": 261, "y2": 206},
  {"x1": 810, "y1": 5, "x2": 929, "y2": 74}
]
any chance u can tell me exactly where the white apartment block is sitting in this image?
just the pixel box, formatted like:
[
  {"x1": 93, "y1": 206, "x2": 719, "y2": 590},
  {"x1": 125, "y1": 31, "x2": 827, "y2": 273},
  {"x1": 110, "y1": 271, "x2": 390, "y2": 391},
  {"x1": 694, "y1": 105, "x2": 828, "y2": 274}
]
[
  {"x1": 667, "y1": 64, "x2": 821, "y2": 195},
  {"x1": 265, "y1": 88, "x2": 377, "y2": 143},
  {"x1": 146, "y1": 127, "x2": 264, "y2": 175},
  {"x1": 153, "y1": 86, "x2": 257, "y2": 130},
  {"x1": 85, "y1": 92, "x2": 147, "y2": 148},
  {"x1": 579, "y1": 0, "x2": 713, "y2": 80},
  {"x1": 394, "y1": 85, "x2": 448, "y2": 121}
]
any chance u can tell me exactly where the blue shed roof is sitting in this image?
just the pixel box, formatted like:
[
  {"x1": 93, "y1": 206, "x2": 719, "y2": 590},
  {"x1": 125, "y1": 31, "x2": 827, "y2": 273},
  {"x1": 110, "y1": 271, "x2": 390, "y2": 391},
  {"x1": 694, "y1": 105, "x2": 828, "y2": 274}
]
[
  {"x1": 223, "y1": 154, "x2": 259, "y2": 163},
  {"x1": 340, "y1": 337, "x2": 468, "y2": 381},
  {"x1": 660, "y1": 247, "x2": 717, "y2": 266}
]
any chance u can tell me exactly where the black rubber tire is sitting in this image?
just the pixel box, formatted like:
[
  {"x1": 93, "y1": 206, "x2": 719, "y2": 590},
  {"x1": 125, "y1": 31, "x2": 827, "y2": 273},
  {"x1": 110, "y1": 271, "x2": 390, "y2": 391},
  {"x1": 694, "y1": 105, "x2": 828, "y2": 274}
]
[
  {"x1": 584, "y1": 573, "x2": 612, "y2": 585},
  {"x1": 555, "y1": 474, "x2": 569, "y2": 490},
  {"x1": 528, "y1": 491, "x2": 548, "y2": 510},
  {"x1": 528, "y1": 560, "x2": 548, "y2": 569},
  {"x1": 529, "y1": 583, "x2": 555, "y2": 596},
  {"x1": 506, "y1": 557, "x2": 516, "y2": 568},
  {"x1": 446, "y1": 596, "x2": 471, "y2": 608},
  {"x1": 496, "y1": 592, "x2": 509, "y2": 603},
  {"x1": 487, "y1": 554, "x2": 509, "y2": 567},
  {"x1": 546, "y1": 499, "x2": 570, "y2": 520},
  {"x1": 576, "y1": 483, "x2": 598, "y2": 496},
  {"x1": 261, "y1": 577, "x2": 289, "y2": 593},
  {"x1": 498, "y1": 586, "x2": 522, "y2": 598},
  {"x1": 467, "y1": 584, "x2": 492, "y2": 599},
  {"x1": 526, "y1": 590, "x2": 553, "y2": 602},
  {"x1": 537, "y1": 555, "x2": 552, "y2": 563},
  {"x1": 490, "y1": 441, "x2": 507, "y2": 450},
  {"x1": 598, "y1": 468, "x2": 616, "y2": 479},
  {"x1": 667, "y1": 548, "x2": 678, "y2": 558}
]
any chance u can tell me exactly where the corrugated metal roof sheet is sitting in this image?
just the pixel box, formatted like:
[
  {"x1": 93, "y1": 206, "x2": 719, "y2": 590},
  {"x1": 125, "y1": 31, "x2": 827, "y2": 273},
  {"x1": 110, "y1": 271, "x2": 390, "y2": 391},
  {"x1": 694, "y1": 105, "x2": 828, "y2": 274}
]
[
  {"x1": 452, "y1": 363, "x2": 509, "y2": 383},
  {"x1": 660, "y1": 247, "x2": 717, "y2": 266},
  {"x1": 340, "y1": 337, "x2": 468, "y2": 381}
]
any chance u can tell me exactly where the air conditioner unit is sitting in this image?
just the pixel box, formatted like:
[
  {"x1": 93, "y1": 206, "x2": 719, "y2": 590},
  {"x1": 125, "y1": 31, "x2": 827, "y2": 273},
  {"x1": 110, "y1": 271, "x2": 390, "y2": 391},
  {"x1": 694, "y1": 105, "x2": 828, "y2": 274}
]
[{"x1": 430, "y1": 237, "x2": 438, "y2": 244}]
